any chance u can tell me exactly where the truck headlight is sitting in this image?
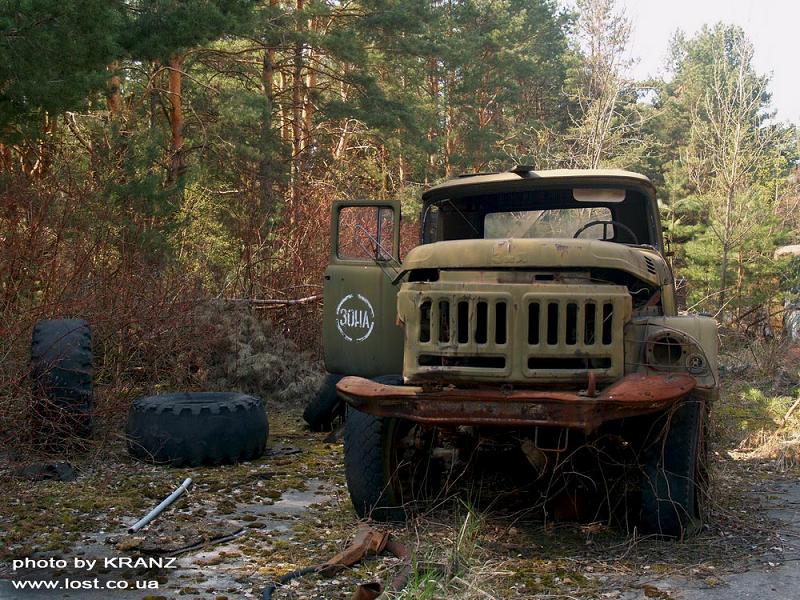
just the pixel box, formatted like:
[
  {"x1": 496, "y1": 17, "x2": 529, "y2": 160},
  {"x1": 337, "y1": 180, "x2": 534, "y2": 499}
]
[
  {"x1": 646, "y1": 332, "x2": 689, "y2": 370},
  {"x1": 645, "y1": 330, "x2": 710, "y2": 376}
]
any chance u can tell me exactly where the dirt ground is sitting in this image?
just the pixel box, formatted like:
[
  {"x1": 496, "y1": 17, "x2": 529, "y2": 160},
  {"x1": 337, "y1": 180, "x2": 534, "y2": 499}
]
[{"x1": 0, "y1": 390, "x2": 798, "y2": 600}]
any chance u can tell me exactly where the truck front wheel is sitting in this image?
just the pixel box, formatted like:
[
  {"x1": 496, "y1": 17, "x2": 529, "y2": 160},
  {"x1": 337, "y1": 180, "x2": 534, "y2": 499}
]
[
  {"x1": 344, "y1": 376, "x2": 440, "y2": 521},
  {"x1": 639, "y1": 394, "x2": 708, "y2": 538}
]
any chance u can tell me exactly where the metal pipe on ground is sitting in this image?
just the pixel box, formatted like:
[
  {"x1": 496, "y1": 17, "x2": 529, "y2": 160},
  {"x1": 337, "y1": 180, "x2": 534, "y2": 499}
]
[{"x1": 128, "y1": 477, "x2": 193, "y2": 533}]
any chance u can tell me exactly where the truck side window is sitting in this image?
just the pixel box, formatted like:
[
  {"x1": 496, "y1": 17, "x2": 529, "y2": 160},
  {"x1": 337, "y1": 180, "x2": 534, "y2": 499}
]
[{"x1": 337, "y1": 206, "x2": 396, "y2": 261}]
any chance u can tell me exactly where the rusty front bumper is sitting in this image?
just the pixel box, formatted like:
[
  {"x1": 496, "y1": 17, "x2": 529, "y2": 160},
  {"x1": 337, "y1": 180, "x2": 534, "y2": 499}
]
[{"x1": 336, "y1": 373, "x2": 696, "y2": 432}]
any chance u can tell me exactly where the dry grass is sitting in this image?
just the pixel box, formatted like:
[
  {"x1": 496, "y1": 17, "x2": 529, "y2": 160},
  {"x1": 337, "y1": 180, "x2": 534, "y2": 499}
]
[{"x1": 716, "y1": 336, "x2": 800, "y2": 468}]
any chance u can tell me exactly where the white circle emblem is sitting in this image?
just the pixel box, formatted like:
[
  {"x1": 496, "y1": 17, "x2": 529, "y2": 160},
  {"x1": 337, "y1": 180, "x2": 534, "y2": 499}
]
[{"x1": 336, "y1": 294, "x2": 375, "y2": 342}]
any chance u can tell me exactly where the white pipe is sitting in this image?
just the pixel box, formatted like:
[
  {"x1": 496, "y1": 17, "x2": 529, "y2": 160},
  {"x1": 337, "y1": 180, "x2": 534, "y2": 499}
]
[{"x1": 128, "y1": 477, "x2": 193, "y2": 533}]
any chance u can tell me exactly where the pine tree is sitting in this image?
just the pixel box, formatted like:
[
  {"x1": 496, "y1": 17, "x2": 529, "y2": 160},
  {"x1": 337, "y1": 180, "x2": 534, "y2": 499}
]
[{"x1": 0, "y1": 0, "x2": 123, "y2": 139}]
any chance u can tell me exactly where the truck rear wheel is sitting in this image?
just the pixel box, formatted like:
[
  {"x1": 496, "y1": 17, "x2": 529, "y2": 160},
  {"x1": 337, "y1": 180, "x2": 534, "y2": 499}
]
[
  {"x1": 344, "y1": 375, "x2": 440, "y2": 522},
  {"x1": 639, "y1": 394, "x2": 707, "y2": 538},
  {"x1": 303, "y1": 373, "x2": 343, "y2": 432}
]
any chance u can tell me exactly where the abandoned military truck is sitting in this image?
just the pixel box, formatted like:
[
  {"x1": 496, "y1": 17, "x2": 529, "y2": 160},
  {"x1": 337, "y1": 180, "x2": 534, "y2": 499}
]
[{"x1": 322, "y1": 168, "x2": 718, "y2": 538}]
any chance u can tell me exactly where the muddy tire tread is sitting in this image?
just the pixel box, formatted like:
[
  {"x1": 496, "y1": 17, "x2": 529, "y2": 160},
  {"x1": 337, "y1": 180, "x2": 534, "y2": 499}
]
[
  {"x1": 30, "y1": 319, "x2": 93, "y2": 438},
  {"x1": 126, "y1": 392, "x2": 268, "y2": 467},
  {"x1": 639, "y1": 394, "x2": 706, "y2": 538},
  {"x1": 344, "y1": 375, "x2": 405, "y2": 522},
  {"x1": 303, "y1": 373, "x2": 344, "y2": 431}
]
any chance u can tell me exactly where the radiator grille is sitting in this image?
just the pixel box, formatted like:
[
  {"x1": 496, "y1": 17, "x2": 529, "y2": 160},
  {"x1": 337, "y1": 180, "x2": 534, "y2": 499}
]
[
  {"x1": 525, "y1": 300, "x2": 615, "y2": 349},
  {"x1": 419, "y1": 298, "x2": 509, "y2": 348},
  {"x1": 399, "y1": 282, "x2": 632, "y2": 384}
]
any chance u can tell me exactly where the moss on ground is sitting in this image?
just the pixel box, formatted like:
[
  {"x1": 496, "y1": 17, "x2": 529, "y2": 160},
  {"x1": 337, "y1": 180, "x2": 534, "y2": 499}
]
[{"x1": 1, "y1": 376, "x2": 798, "y2": 599}]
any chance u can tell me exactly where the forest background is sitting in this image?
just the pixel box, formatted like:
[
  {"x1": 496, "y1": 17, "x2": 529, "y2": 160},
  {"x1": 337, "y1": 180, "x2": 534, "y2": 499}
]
[{"x1": 1, "y1": 0, "x2": 798, "y2": 437}]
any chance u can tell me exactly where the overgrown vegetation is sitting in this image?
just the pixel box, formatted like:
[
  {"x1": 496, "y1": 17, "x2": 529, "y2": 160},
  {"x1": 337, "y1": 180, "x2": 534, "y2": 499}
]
[
  {"x1": 716, "y1": 336, "x2": 800, "y2": 467},
  {"x1": 1, "y1": 4, "x2": 799, "y2": 598},
  {"x1": 1, "y1": 2, "x2": 798, "y2": 444},
  {"x1": 1, "y1": 390, "x2": 793, "y2": 599}
]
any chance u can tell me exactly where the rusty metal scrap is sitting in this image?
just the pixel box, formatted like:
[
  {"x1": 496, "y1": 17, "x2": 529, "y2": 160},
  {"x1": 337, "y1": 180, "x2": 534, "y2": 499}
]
[
  {"x1": 262, "y1": 525, "x2": 409, "y2": 600},
  {"x1": 351, "y1": 582, "x2": 384, "y2": 600},
  {"x1": 322, "y1": 525, "x2": 409, "y2": 599},
  {"x1": 318, "y1": 525, "x2": 391, "y2": 576},
  {"x1": 337, "y1": 372, "x2": 697, "y2": 432}
]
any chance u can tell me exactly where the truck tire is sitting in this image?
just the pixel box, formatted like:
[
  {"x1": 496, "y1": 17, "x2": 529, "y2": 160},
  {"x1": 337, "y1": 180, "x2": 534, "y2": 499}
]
[
  {"x1": 639, "y1": 394, "x2": 707, "y2": 538},
  {"x1": 126, "y1": 392, "x2": 268, "y2": 467},
  {"x1": 30, "y1": 319, "x2": 93, "y2": 438},
  {"x1": 344, "y1": 375, "x2": 443, "y2": 522},
  {"x1": 303, "y1": 373, "x2": 344, "y2": 432},
  {"x1": 344, "y1": 408, "x2": 406, "y2": 522}
]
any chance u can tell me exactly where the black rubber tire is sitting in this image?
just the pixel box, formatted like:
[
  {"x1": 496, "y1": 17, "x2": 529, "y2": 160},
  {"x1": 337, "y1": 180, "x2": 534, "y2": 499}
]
[
  {"x1": 344, "y1": 410, "x2": 408, "y2": 522},
  {"x1": 303, "y1": 373, "x2": 344, "y2": 432},
  {"x1": 344, "y1": 375, "x2": 445, "y2": 522},
  {"x1": 126, "y1": 392, "x2": 269, "y2": 467},
  {"x1": 639, "y1": 394, "x2": 707, "y2": 538},
  {"x1": 30, "y1": 319, "x2": 93, "y2": 438}
]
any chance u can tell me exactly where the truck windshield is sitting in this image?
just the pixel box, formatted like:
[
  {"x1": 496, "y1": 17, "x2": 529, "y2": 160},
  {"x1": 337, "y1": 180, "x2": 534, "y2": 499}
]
[
  {"x1": 422, "y1": 187, "x2": 658, "y2": 248},
  {"x1": 484, "y1": 207, "x2": 613, "y2": 239}
]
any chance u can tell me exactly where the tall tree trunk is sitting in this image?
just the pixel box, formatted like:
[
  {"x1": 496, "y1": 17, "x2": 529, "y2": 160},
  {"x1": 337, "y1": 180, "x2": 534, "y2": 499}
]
[
  {"x1": 717, "y1": 186, "x2": 735, "y2": 315},
  {"x1": 735, "y1": 250, "x2": 744, "y2": 321},
  {"x1": 33, "y1": 112, "x2": 54, "y2": 176},
  {"x1": 427, "y1": 58, "x2": 439, "y2": 176},
  {"x1": 380, "y1": 144, "x2": 388, "y2": 199},
  {"x1": 303, "y1": 17, "x2": 317, "y2": 153},
  {"x1": 304, "y1": 56, "x2": 316, "y2": 149},
  {"x1": 262, "y1": 47, "x2": 275, "y2": 141},
  {"x1": 290, "y1": 0, "x2": 305, "y2": 206},
  {"x1": 334, "y1": 74, "x2": 349, "y2": 160},
  {"x1": 106, "y1": 61, "x2": 123, "y2": 118},
  {"x1": 278, "y1": 71, "x2": 291, "y2": 143},
  {"x1": 444, "y1": 72, "x2": 455, "y2": 177},
  {"x1": 167, "y1": 54, "x2": 185, "y2": 184},
  {"x1": 260, "y1": 2, "x2": 277, "y2": 197},
  {"x1": 718, "y1": 243, "x2": 729, "y2": 317}
]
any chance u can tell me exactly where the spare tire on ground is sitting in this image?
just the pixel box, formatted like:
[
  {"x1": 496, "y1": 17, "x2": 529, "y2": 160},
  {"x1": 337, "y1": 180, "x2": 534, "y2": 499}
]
[
  {"x1": 303, "y1": 373, "x2": 344, "y2": 432},
  {"x1": 126, "y1": 392, "x2": 269, "y2": 467},
  {"x1": 30, "y1": 319, "x2": 93, "y2": 439}
]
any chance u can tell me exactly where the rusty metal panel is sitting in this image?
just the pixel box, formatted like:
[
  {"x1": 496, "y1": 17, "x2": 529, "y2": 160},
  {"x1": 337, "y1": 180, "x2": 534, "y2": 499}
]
[
  {"x1": 624, "y1": 315, "x2": 719, "y2": 389},
  {"x1": 337, "y1": 372, "x2": 696, "y2": 432},
  {"x1": 323, "y1": 200, "x2": 404, "y2": 377},
  {"x1": 402, "y1": 286, "x2": 513, "y2": 379}
]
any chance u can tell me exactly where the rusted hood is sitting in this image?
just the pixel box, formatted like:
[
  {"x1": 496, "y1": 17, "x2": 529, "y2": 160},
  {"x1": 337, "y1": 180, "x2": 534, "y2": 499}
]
[{"x1": 399, "y1": 238, "x2": 665, "y2": 285}]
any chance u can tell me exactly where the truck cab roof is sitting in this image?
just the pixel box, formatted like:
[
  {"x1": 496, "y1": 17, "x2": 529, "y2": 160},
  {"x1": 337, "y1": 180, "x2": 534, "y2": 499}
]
[
  {"x1": 420, "y1": 168, "x2": 662, "y2": 250},
  {"x1": 422, "y1": 168, "x2": 656, "y2": 203}
]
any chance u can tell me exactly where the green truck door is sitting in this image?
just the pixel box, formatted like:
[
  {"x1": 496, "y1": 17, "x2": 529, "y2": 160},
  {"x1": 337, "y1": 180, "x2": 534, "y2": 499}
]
[{"x1": 323, "y1": 200, "x2": 404, "y2": 377}]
